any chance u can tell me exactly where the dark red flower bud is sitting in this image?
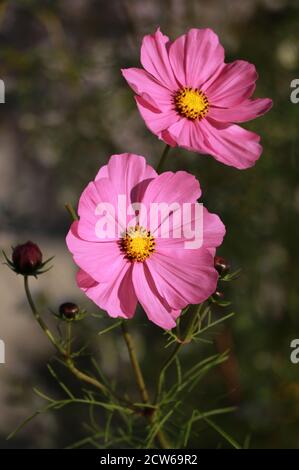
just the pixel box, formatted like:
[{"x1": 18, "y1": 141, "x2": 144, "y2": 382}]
[
  {"x1": 213, "y1": 290, "x2": 224, "y2": 301},
  {"x1": 59, "y1": 302, "x2": 79, "y2": 320},
  {"x1": 12, "y1": 241, "x2": 42, "y2": 274},
  {"x1": 214, "y1": 256, "x2": 230, "y2": 276}
]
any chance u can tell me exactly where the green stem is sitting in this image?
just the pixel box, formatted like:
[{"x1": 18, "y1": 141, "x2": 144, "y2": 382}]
[
  {"x1": 24, "y1": 275, "x2": 108, "y2": 395},
  {"x1": 121, "y1": 321, "x2": 149, "y2": 403},
  {"x1": 65, "y1": 203, "x2": 78, "y2": 221},
  {"x1": 155, "y1": 342, "x2": 182, "y2": 405},
  {"x1": 155, "y1": 304, "x2": 203, "y2": 404},
  {"x1": 24, "y1": 276, "x2": 65, "y2": 356},
  {"x1": 66, "y1": 322, "x2": 72, "y2": 357},
  {"x1": 121, "y1": 321, "x2": 171, "y2": 449},
  {"x1": 184, "y1": 304, "x2": 202, "y2": 343},
  {"x1": 156, "y1": 144, "x2": 170, "y2": 173},
  {"x1": 65, "y1": 359, "x2": 108, "y2": 395}
]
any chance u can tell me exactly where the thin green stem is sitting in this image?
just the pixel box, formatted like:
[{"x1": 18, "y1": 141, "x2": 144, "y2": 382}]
[
  {"x1": 65, "y1": 203, "x2": 78, "y2": 221},
  {"x1": 156, "y1": 144, "x2": 170, "y2": 173},
  {"x1": 155, "y1": 304, "x2": 203, "y2": 404},
  {"x1": 121, "y1": 321, "x2": 149, "y2": 403},
  {"x1": 155, "y1": 342, "x2": 182, "y2": 405},
  {"x1": 65, "y1": 359, "x2": 108, "y2": 395},
  {"x1": 151, "y1": 423, "x2": 172, "y2": 450},
  {"x1": 24, "y1": 275, "x2": 108, "y2": 395},
  {"x1": 24, "y1": 276, "x2": 65, "y2": 356},
  {"x1": 183, "y1": 304, "x2": 202, "y2": 343},
  {"x1": 66, "y1": 322, "x2": 72, "y2": 357},
  {"x1": 121, "y1": 320, "x2": 171, "y2": 449}
]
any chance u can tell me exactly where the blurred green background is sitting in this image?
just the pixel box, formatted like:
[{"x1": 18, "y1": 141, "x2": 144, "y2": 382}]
[{"x1": 0, "y1": 0, "x2": 299, "y2": 449}]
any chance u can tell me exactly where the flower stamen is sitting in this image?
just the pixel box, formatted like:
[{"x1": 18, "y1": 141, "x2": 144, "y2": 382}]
[
  {"x1": 121, "y1": 225, "x2": 155, "y2": 262},
  {"x1": 174, "y1": 87, "x2": 209, "y2": 120}
]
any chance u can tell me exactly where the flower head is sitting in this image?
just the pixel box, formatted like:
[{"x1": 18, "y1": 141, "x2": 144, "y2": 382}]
[
  {"x1": 66, "y1": 153, "x2": 225, "y2": 330},
  {"x1": 122, "y1": 28, "x2": 273, "y2": 170}
]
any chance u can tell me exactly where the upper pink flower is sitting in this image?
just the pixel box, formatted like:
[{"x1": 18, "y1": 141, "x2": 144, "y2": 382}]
[
  {"x1": 66, "y1": 153, "x2": 225, "y2": 330},
  {"x1": 122, "y1": 28, "x2": 273, "y2": 170}
]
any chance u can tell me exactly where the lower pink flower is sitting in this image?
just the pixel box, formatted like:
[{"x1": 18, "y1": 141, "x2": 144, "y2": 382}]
[{"x1": 66, "y1": 153, "x2": 225, "y2": 329}]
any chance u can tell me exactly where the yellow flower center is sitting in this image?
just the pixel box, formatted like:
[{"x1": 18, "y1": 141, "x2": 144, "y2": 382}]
[
  {"x1": 174, "y1": 87, "x2": 209, "y2": 120},
  {"x1": 121, "y1": 225, "x2": 155, "y2": 262}
]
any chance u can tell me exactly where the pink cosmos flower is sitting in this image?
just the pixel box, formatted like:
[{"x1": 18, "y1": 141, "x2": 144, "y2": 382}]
[
  {"x1": 122, "y1": 28, "x2": 273, "y2": 170},
  {"x1": 66, "y1": 153, "x2": 225, "y2": 330}
]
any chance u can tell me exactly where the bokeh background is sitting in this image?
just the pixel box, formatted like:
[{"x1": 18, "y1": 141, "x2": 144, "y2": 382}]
[{"x1": 0, "y1": 0, "x2": 299, "y2": 449}]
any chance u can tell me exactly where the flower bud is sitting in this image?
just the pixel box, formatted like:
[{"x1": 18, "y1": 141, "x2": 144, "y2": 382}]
[
  {"x1": 214, "y1": 256, "x2": 230, "y2": 276},
  {"x1": 213, "y1": 290, "x2": 224, "y2": 301},
  {"x1": 59, "y1": 302, "x2": 79, "y2": 320},
  {"x1": 12, "y1": 241, "x2": 42, "y2": 275}
]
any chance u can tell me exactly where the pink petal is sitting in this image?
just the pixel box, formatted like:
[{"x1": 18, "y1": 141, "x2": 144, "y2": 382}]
[
  {"x1": 202, "y1": 207, "x2": 226, "y2": 248},
  {"x1": 140, "y1": 27, "x2": 178, "y2": 90},
  {"x1": 151, "y1": 204, "x2": 225, "y2": 251},
  {"x1": 77, "y1": 178, "x2": 120, "y2": 241},
  {"x1": 95, "y1": 153, "x2": 157, "y2": 209},
  {"x1": 147, "y1": 246, "x2": 218, "y2": 310},
  {"x1": 139, "y1": 170, "x2": 201, "y2": 233},
  {"x1": 77, "y1": 266, "x2": 137, "y2": 319},
  {"x1": 209, "y1": 98, "x2": 273, "y2": 123},
  {"x1": 167, "y1": 116, "x2": 264, "y2": 170},
  {"x1": 132, "y1": 262, "x2": 178, "y2": 330},
  {"x1": 167, "y1": 118, "x2": 211, "y2": 155},
  {"x1": 165, "y1": 204, "x2": 224, "y2": 243},
  {"x1": 169, "y1": 28, "x2": 225, "y2": 89},
  {"x1": 77, "y1": 268, "x2": 97, "y2": 289},
  {"x1": 66, "y1": 221, "x2": 127, "y2": 283},
  {"x1": 204, "y1": 60, "x2": 258, "y2": 107},
  {"x1": 166, "y1": 118, "x2": 194, "y2": 150},
  {"x1": 142, "y1": 170, "x2": 201, "y2": 205},
  {"x1": 200, "y1": 118, "x2": 262, "y2": 169},
  {"x1": 121, "y1": 67, "x2": 173, "y2": 111},
  {"x1": 158, "y1": 206, "x2": 225, "y2": 245},
  {"x1": 207, "y1": 247, "x2": 217, "y2": 257},
  {"x1": 136, "y1": 96, "x2": 180, "y2": 146}
]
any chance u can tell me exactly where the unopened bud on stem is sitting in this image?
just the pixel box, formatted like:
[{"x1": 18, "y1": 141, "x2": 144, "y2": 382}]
[{"x1": 214, "y1": 256, "x2": 230, "y2": 276}]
